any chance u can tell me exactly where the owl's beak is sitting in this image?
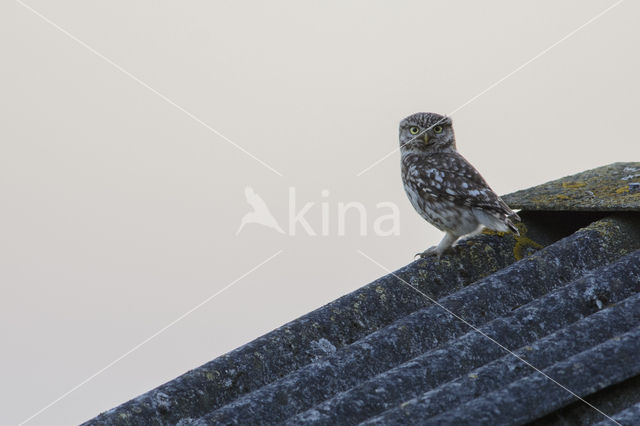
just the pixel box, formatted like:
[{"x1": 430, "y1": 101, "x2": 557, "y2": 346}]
[{"x1": 423, "y1": 134, "x2": 429, "y2": 144}]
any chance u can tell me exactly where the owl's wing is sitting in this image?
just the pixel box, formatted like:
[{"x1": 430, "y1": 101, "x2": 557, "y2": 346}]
[{"x1": 408, "y1": 153, "x2": 520, "y2": 222}]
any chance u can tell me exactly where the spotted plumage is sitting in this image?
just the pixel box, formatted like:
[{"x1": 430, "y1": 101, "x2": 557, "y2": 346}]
[{"x1": 400, "y1": 112, "x2": 520, "y2": 257}]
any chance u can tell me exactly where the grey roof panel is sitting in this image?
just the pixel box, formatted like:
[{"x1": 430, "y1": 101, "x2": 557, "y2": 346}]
[
  {"x1": 294, "y1": 252, "x2": 640, "y2": 425},
  {"x1": 419, "y1": 325, "x2": 640, "y2": 426},
  {"x1": 86, "y1": 231, "x2": 537, "y2": 426},
  {"x1": 502, "y1": 162, "x2": 640, "y2": 211}
]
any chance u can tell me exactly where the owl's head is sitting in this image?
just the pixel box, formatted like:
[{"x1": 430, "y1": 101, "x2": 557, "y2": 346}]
[{"x1": 399, "y1": 112, "x2": 456, "y2": 154}]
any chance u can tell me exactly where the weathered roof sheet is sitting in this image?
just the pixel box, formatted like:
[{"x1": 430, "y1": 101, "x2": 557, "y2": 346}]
[
  {"x1": 84, "y1": 164, "x2": 640, "y2": 426},
  {"x1": 503, "y1": 162, "x2": 640, "y2": 211}
]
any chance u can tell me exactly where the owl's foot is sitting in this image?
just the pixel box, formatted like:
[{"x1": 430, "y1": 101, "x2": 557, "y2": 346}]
[
  {"x1": 415, "y1": 232, "x2": 459, "y2": 260},
  {"x1": 415, "y1": 246, "x2": 440, "y2": 259}
]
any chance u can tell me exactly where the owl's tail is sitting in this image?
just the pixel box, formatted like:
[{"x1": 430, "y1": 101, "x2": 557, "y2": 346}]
[
  {"x1": 505, "y1": 216, "x2": 520, "y2": 236},
  {"x1": 473, "y1": 208, "x2": 521, "y2": 236},
  {"x1": 505, "y1": 210, "x2": 521, "y2": 235}
]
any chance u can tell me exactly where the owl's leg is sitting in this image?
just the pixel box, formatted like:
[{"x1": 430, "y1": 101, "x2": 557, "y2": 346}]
[{"x1": 416, "y1": 232, "x2": 458, "y2": 259}]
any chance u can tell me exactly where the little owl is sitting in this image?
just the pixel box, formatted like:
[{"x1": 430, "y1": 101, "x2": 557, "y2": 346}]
[{"x1": 400, "y1": 112, "x2": 520, "y2": 258}]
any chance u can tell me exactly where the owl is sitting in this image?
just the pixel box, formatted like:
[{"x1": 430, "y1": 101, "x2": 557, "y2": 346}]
[{"x1": 400, "y1": 112, "x2": 520, "y2": 258}]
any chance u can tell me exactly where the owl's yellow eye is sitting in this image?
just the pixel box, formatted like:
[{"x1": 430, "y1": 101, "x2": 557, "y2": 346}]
[
  {"x1": 409, "y1": 126, "x2": 420, "y2": 135},
  {"x1": 433, "y1": 125, "x2": 444, "y2": 134}
]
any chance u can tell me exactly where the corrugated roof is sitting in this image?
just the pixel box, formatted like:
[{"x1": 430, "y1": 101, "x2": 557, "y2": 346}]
[{"x1": 85, "y1": 163, "x2": 640, "y2": 426}]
